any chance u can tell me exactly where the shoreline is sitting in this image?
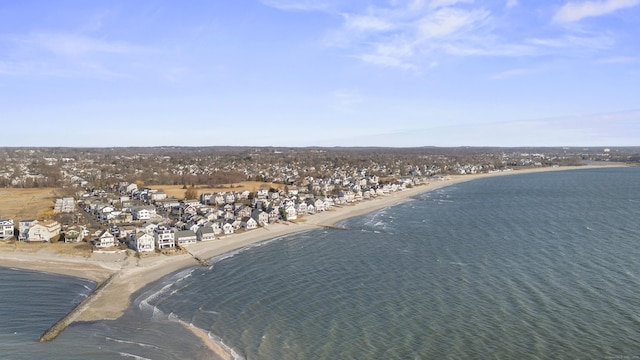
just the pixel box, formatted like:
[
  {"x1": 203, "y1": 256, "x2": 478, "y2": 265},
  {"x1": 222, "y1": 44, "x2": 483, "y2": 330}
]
[{"x1": 0, "y1": 164, "x2": 631, "y2": 353}]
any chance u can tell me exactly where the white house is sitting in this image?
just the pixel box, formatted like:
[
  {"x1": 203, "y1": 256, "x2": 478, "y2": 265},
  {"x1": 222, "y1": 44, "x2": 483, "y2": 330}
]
[
  {"x1": 154, "y1": 226, "x2": 175, "y2": 249},
  {"x1": 0, "y1": 219, "x2": 14, "y2": 239},
  {"x1": 149, "y1": 191, "x2": 167, "y2": 201},
  {"x1": 284, "y1": 205, "x2": 297, "y2": 221},
  {"x1": 296, "y1": 202, "x2": 308, "y2": 215},
  {"x1": 94, "y1": 230, "x2": 116, "y2": 248},
  {"x1": 224, "y1": 193, "x2": 236, "y2": 204},
  {"x1": 222, "y1": 221, "x2": 235, "y2": 235},
  {"x1": 64, "y1": 225, "x2": 87, "y2": 243},
  {"x1": 18, "y1": 219, "x2": 38, "y2": 241},
  {"x1": 130, "y1": 232, "x2": 155, "y2": 252},
  {"x1": 240, "y1": 217, "x2": 258, "y2": 230},
  {"x1": 251, "y1": 210, "x2": 269, "y2": 226},
  {"x1": 26, "y1": 220, "x2": 61, "y2": 242},
  {"x1": 132, "y1": 206, "x2": 156, "y2": 221}
]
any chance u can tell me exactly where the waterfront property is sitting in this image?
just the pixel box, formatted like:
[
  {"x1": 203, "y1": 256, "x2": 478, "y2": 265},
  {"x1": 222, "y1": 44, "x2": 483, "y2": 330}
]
[
  {"x1": 129, "y1": 232, "x2": 155, "y2": 252},
  {"x1": 26, "y1": 220, "x2": 61, "y2": 242},
  {"x1": 0, "y1": 219, "x2": 14, "y2": 239},
  {"x1": 154, "y1": 226, "x2": 175, "y2": 249}
]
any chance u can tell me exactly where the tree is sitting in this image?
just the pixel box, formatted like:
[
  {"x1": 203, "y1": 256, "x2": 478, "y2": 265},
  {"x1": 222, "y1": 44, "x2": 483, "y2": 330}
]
[{"x1": 184, "y1": 185, "x2": 198, "y2": 200}]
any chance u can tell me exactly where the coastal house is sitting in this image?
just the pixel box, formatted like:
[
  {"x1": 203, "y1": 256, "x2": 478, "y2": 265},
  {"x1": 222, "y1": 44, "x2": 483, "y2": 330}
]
[
  {"x1": 63, "y1": 225, "x2": 87, "y2": 243},
  {"x1": 268, "y1": 208, "x2": 280, "y2": 223},
  {"x1": 131, "y1": 206, "x2": 156, "y2": 221},
  {"x1": 211, "y1": 219, "x2": 224, "y2": 235},
  {"x1": 214, "y1": 194, "x2": 225, "y2": 205},
  {"x1": 251, "y1": 209, "x2": 269, "y2": 226},
  {"x1": 235, "y1": 205, "x2": 252, "y2": 219},
  {"x1": 240, "y1": 216, "x2": 258, "y2": 230},
  {"x1": 296, "y1": 202, "x2": 308, "y2": 215},
  {"x1": 93, "y1": 230, "x2": 116, "y2": 248},
  {"x1": 323, "y1": 198, "x2": 335, "y2": 210},
  {"x1": 18, "y1": 220, "x2": 38, "y2": 241},
  {"x1": 0, "y1": 219, "x2": 14, "y2": 239},
  {"x1": 26, "y1": 220, "x2": 61, "y2": 242},
  {"x1": 126, "y1": 183, "x2": 138, "y2": 194},
  {"x1": 305, "y1": 200, "x2": 316, "y2": 214},
  {"x1": 154, "y1": 226, "x2": 175, "y2": 249},
  {"x1": 129, "y1": 232, "x2": 155, "y2": 253},
  {"x1": 175, "y1": 229, "x2": 197, "y2": 246},
  {"x1": 222, "y1": 221, "x2": 234, "y2": 235},
  {"x1": 284, "y1": 205, "x2": 297, "y2": 221},
  {"x1": 149, "y1": 190, "x2": 167, "y2": 201},
  {"x1": 200, "y1": 193, "x2": 213, "y2": 204},
  {"x1": 196, "y1": 226, "x2": 216, "y2": 241}
]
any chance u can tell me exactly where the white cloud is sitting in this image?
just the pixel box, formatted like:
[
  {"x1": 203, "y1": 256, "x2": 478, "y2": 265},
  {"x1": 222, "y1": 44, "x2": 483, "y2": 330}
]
[
  {"x1": 553, "y1": 0, "x2": 640, "y2": 23},
  {"x1": 260, "y1": 0, "x2": 332, "y2": 12},
  {"x1": 1, "y1": 32, "x2": 149, "y2": 78},
  {"x1": 6, "y1": 32, "x2": 146, "y2": 59},
  {"x1": 505, "y1": 0, "x2": 518, "y2": 9},
  {"x1": 271, "y1": 0, "x2": 633, "y2": 72},
  {"x1": 343, "y1": 14, "x2": 395, "y2": 32},
  {"x1": 428, "y1": 0, "x2": 475, "y2": 10},
  {"x1": 418, "y1": 8, "x2": 490, "y2": 39}
]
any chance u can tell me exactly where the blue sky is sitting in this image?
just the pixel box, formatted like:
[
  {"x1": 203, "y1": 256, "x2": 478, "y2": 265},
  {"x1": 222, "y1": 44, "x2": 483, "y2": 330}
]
[{"x1": 1, "y1": 0, "x2": 639, "y2": 147}]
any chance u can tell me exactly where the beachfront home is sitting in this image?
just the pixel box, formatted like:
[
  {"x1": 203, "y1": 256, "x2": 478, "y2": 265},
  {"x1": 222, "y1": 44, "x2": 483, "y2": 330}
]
[
  {"x1": 129, "y1": 232, "x2": 155, "y2": 253},
  {"x1": 251, "y1": 209, "x2": 269, "y2": 226},
  {"x1": 175, "y1": 229, "x2": 197, "y2": 246},
  {"x1": 222, "y1": 221, "x2": 234, "y2": 235},
  {"x1": 196, "y1": 226, "x2": 216, "y2": 241},
  {"x1": 63, "y1": 225, "x2": 87, "y2": 243},
  {"x1": 154, "y1": 226, "x2": 175, "y2": 249},
  {"x1": 240, "y1": 217, "x2": 258, "y2": 230},
  {"x1": 0, "y1": 219, "x2": 14, "y2": 239},
  {"x1": 93, "y1": 230, "x2": 116, "y2": 248},
  {"x1": 284, "y1": 205, "x2": 297, "y2": 221},
  {"x1": 18, "y1": 220, "x2": 37, "y2": 241},
  {"x1": 26, "y1": 220, "x2": 61, "y2": 242}
]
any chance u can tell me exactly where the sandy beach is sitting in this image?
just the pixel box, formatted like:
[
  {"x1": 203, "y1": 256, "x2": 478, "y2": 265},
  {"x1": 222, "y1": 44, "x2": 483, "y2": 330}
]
[{"x1": 0, "y1": 163, "x2": 630, "y2": 355}]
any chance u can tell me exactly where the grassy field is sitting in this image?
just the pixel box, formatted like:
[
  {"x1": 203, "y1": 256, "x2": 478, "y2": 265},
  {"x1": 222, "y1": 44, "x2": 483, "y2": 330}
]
[
  {"x1": 0, "y1": 188, "x2": 58, "y2": 220},
  {"x1": 0, "y1": 238, "x2": 92, "y2": 255},
  {"x1": 148, "y1": 181, "x2": 288, "y2": 200},
  {"x1": 0, "y1": 181, "x2": 287, "y2": 221}
]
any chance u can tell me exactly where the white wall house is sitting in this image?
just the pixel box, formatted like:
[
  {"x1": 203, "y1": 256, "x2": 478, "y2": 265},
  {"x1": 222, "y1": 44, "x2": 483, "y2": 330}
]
[
  {"x1": 0, "y1": 219, "x2": 14, "y2": 239},
  {"x1": 240, "y1": 217, "x2": 258, "y2": 230},
  {"x1": 132, "y1": 206, "x2": 156, "y2": 221},
  {"x1": 154, "y1": 226, "x2": 175, "y2": 249},
  {"x1": 130, "y1": 232, "x2": 155, "y2": 252},
  {"x1": 94, "y1": 230, "x2": 116, "y2": 248},
  {"x1": 18, "y1": 220, "x2": 38, "y2": 241},
  {"x1": 26, "y1": 220, "x2": 61, "y2": 242}
]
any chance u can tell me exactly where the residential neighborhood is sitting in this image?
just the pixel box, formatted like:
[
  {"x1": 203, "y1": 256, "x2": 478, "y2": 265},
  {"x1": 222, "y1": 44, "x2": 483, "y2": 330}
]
[{"x1": 0, "y1": 146, "x2": 637, "y2": 255}]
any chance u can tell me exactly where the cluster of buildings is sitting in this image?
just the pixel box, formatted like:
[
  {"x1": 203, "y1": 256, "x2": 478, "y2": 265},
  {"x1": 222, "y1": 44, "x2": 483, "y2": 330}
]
[{"x1": 1, "y1": 171, "x2": 440, "y2": 254}]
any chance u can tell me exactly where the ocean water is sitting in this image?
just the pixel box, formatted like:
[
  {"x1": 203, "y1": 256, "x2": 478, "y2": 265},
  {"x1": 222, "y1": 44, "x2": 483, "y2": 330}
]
[{"x1": 2, "y1": 167, "x2": 639, "y2": 359}]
